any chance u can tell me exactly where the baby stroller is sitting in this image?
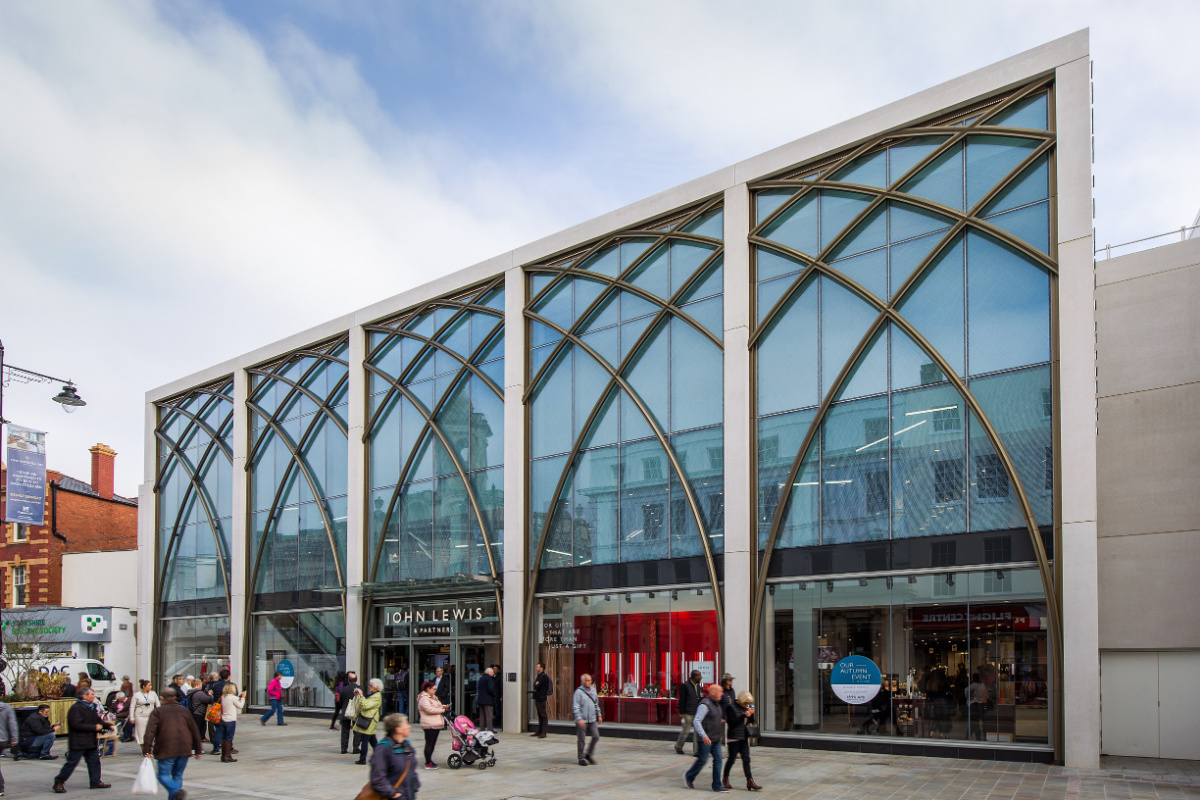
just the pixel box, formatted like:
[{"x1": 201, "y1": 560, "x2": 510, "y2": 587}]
[{"x1": 446, "y1": 715, "x2": 498, "y2": 770}]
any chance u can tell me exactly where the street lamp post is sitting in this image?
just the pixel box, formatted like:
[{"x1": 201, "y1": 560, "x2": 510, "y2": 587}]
[{"x1": 0, "y1": 339, "x2": 85, "y2": 659}]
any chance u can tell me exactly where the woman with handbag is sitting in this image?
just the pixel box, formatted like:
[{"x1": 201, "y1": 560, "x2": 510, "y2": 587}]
[
  {"x1": 352, "y1": 679, "x2": 385, "y2": 765},
  {"x1": 367, "y1": 714, "x2": 420, "y2": 800},
  {"x1": 131, "y1": 679, "x2": 160, "y2": 745},
  {"x1": 722, "y1": 691, "x2": 763, "y2": 791},
  {"x1": 416, "y1": 681, "x2": 449, "y2": 770}
]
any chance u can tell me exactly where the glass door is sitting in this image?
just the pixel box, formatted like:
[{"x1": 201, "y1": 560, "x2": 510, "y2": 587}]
[{"x1": 414, "y1": 642, "x2": 453, "y2": 715}]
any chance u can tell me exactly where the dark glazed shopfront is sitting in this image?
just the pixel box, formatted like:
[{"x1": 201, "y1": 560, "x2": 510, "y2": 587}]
[{"x1": 371, "y1": 596, "x2": 501, "y2": 723}]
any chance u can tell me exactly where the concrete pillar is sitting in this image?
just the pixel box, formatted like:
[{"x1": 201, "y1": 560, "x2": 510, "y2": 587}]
[
  {"x1": 230, "y1": 369, "x2": 250, "y2": 685},
  {"x1": 345, "y1": 325, "x2": 367, "y2": 674},
  {"x1": 501, "y1": 260, "x2": 526, "y2": 734},
  {"x1": 723, "y1": 183, "x2": 753, "y2": 687},
  {"x1": 1055, "y1": 49, "x2": 1100, "y2": 768}
]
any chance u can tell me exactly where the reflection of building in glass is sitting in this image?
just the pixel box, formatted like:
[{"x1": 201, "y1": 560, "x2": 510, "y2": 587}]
[{"x1": 144, "y1": 34, "x2": 1124, "y2": 765}]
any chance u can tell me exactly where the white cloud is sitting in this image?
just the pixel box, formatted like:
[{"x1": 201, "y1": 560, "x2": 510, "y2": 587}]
[{"x1": 0, "y1": 1, "x2": 607, "y2": 492}]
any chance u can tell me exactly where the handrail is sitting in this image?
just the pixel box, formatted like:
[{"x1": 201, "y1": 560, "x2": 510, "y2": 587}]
[{"x1": 1097, "y1": 224, "x2": 1199, "y2": 259}]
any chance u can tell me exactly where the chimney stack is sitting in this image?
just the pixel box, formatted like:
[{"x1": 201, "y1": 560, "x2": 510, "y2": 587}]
[{"x1": 89, "y1": 443, "x2": 117, "y2": 500}]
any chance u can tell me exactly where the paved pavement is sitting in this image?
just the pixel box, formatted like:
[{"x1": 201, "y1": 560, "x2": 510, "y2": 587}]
[{"x1": 0, "y1": 718, "x2": 1194, "y2": 800}]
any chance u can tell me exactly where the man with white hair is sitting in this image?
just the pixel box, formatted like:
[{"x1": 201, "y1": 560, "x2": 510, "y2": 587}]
[
  {"x1": 351, "y1": 679, "x2": 384, "y2": 765},
  {"x1": 476, "y1": 667, "x2": 497, "y2": 733},
  {"x1": 571, "y1": 674, "x2": 601, "y2": 767}
]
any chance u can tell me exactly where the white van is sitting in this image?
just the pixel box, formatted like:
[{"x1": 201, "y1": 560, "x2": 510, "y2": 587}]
[{"x1": 7, "y1": 659, "x2": 122, "y2": 705}]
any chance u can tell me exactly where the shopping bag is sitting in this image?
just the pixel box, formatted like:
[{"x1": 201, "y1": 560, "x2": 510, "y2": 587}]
[{"x1": 132, "y1": 757, "x2": 160, "y2": 796}]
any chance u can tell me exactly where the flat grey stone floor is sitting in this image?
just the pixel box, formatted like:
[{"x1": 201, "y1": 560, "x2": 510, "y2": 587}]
[{"x1": 0, "y1": 718, "x2": 1194, "y2": 800}]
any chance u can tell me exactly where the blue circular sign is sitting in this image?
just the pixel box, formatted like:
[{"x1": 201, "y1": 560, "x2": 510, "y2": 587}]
[
  {"x1": 277, "y1": 659, "x2": 295, "y2": 688},
  {"x1": 829, "y1": 656, "x2": 882, "y2": 705}
]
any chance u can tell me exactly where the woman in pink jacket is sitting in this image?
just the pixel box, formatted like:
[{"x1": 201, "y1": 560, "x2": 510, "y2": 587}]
[
  {"x1": 416, "y1": 681, "x2": 449, "y2": 770},
  {"x1": 259, "y1": 671, "x2": 286, "y2": 726}
]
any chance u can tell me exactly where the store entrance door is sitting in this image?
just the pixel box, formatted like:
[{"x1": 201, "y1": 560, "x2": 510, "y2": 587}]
[
  {"x1": 458, "y1": 642, "x2": 502, "y2": 728},
  {"x1": 413, "y1": 642, "x2": 453, "y2": 713}
]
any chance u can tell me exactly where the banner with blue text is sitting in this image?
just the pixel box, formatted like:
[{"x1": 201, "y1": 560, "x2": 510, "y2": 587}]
[{"x1": 5, "y1": 425, "x2": 47, "y2": 525}]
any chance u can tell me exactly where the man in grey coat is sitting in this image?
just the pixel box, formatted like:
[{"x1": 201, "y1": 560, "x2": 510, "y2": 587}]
[
  {"x1": 571, "y1": 673, "x2": 601, "y2": 767},
  {"x1": 0, "y1": 699, "x2": 19, "y2": 795}
]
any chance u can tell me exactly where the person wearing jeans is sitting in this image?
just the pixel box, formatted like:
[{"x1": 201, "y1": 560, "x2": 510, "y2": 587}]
[
  {"x1": 140, "y1": 688, "x2": 203, "y2": 800},
  {"x1": 17, "y1": 704, "x2": 61, "y2": 760},
  {"x1": 260, "y1": 672, "x2": 286, "y2": 726},
  {"x1": 571, "y1": 674, "x2": 601, "y2": 766},
  {"x1": 683, "y1": 684, "x2": 726, "y2": 792}
]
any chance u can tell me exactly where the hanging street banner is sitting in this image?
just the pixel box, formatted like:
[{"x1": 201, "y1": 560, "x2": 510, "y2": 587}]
[{"x1": 5, "y1": 425, "x2": 47, "y2": 526}]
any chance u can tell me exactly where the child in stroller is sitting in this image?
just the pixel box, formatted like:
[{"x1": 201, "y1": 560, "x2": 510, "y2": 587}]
[{"x1": 446, "y1": 715, "x2": 498, "y2": 770}]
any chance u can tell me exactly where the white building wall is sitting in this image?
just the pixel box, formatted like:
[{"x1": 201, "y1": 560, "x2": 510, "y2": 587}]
[{"x1": 62, "y1": 550, "x2": 139, "y2": 609}]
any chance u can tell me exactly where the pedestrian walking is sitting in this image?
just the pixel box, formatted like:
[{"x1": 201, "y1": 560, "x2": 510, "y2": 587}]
[
  {"x1": 259, "y1": 671, "x2": 286, "y2": 726},
  {"x1": 131, "y1": 680, "x2": 161, "y2": 746},
  {"x1": 141, "y1": 688, "x2": 203, "y2": 800},
  {"x1": 52, "y1": 688, "x2": 114, "y2": 793},
  {"x1": 217, "y1": 683, "x2": 246, "y2": 763},
  {"x1": 16, "y1": 703, "x2": 61, "y2": 761},
  {"x1": 675, "y1": 670, "x2": 703, "y2": 755},
  {"x1": 368, "y1": 714, "x2": 419, "y2": 800},
  {"x1": 337, "y1": 671, "x2": 362, "y2": 755},
  {"x1": 683, "y1": 683, "x2": 726, "y2": 792},
  {"x1": 0, "y1": 698, "x2": 17, "y2": 794},
  {"x1": 571, "y1": 673, "x2": 601, "y2": 767},
  {"x1": 416, "y1": 681, "x2": 448, "y2": 769},
  {"x1": 530, "y1": 663, "x2": 552, "y2": 739},
  {"x1": 476, "y1": 668, "x2": 497, "y2": 732},
  {"x1": 352, "y1": 679, "x2": 384, "y2": 765},
  {"x1": 329, "y1": 672, "x2": 347, "y2": 731},
  {"x1": 187, "y1": 681, "x2": 213, "y2": 743},
  {"x1": 722, "y1": 691, "x2": 762, "y2": 791},
  {"x1": 203, "y1": 673, "x2": 222, "y2": 744}
]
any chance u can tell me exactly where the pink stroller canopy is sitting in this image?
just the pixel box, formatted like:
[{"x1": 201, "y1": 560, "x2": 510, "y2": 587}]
[{"x1": 452, "y1": 715, "x2": 476, "y2": 735}]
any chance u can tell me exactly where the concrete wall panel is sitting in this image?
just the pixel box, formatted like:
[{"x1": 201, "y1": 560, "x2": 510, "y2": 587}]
[
  {"x1": 1098, "y1": 530, "x2": 1200, "y2": 650},
  {"x1": 1097, "y1": 383, "x2": 1200, "y2": 538}
]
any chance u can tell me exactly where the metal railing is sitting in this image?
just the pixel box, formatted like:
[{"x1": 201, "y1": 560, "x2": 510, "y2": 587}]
[{"x1": 1097, "y1": 224, "x2": 1199, "y2": 259}]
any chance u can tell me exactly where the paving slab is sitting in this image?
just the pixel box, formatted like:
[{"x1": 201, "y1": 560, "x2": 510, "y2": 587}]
[{"x1": 0, "y1": 718, "x2": 1194, "y2": 800}]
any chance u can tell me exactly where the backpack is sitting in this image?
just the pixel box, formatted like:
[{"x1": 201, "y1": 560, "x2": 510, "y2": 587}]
[
  {"x1": 179, "y1": 692, "x2": 190, "y2": 711},
  {"x1": 205, "y1": 699, "x2": 223, "y2": 724}
]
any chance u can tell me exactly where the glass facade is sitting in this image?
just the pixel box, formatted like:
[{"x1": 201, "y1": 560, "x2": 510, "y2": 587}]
[
  {"x1": 365, "y1": 278, "x2": 505, "y2": 583},
  {"x1": 753, "y1": 85, "x2": 1056, "y2": 743},
  {"x1": 248, "y1": 338, "x2": 349, "y2": 707},
  {"x1": 148, "y1": 74, "x2": 1072, "y2": 755},
  {"x1": 155, "y1": 379, "x2": 234, "y2": 674},
  {"x1": 252, "y1": 611, "x2": 345, "y2": 708},
  {"x1": 533, "y1": 588, "x2": 719, "y2": 725},
  {"x1": 527, "y1": 200, "x2": 725, "y2": 582},
  {"x1": 765, "y1": 567, "x2": 1048, "y2": 744}
]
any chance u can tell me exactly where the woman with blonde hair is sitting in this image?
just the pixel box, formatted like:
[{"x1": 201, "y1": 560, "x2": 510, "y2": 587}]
[
  {"x1": 218, "y1": 682, "x2": 247, "y2": 762},
  {"x1": 370, "y1": 714, "x2": 419, "y2": 800},
  {"x1": 722, "y1": 690, "x2": 762, "y2": 791}
]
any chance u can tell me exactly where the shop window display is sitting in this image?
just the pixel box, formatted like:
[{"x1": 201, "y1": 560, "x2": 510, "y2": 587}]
[
  {"x1": 762, "y1": 567, "x2": 1047, "y2": 744},
  {"x1": 533, "y1": 588, "x2": 719, "y2": 727}
]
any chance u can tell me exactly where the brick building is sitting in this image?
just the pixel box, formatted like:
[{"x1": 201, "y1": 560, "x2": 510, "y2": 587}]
[{"x1": 0, "y1": 443, "x2": 137, "y2": 608}]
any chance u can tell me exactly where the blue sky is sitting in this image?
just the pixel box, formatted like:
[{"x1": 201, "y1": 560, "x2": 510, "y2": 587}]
[{"x1": 1, "y1": 0, "x2": 1197, "y2": 492}]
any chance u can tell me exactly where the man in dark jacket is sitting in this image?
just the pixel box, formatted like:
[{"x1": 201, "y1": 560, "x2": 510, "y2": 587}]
[
  {"x1": 433, "y1": 667, "x2": 451, "y2": 706},
  {"x1": 338, "y1": 671, "x2": 362, "y2": 755},
  {"x1": 476, "y1": 668, "x2": 497, "y2": 732},
  {"x1": 530, "y1": 663, "x2": 552, "y2": 738},
  {"x1": 142, "y1": 688, "x2": 203, "y2": 800},
  {"x1": 16, "y1": 704, "x2": 61, "y2": 760},
  {"x1": 53, "y1": 688, "x2": 113, "y2": 793},
  {"x1": 675, "y1": 670, "x2": 703, "y2": 756}
]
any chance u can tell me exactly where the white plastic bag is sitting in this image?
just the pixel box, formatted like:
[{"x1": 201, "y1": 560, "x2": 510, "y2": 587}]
[{"x1": 132, "y1": 757, "x2": 159, "y2": 796}]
